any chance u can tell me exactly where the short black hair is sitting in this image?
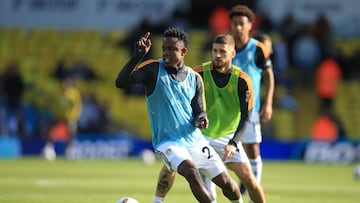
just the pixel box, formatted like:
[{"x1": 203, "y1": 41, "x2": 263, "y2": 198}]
[
  {"x1": 163, "y1": 27, "x2": 189, "y2": 48},
  {"x1": 213, "y1": 34, "x2": 235, "y2": 47},
  {"x1": 228, "y1": 5, "x2": 256, "y2": 22}
]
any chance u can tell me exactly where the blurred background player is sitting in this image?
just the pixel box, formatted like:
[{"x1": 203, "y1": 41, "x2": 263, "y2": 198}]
[
  {"x1": 61, "y1": 78, "x2": 83, "y2": 157},
  {"x1": 228, "y1": 5, "x2": 275, "y2": 194},
  {"x1": 43, "y1": 77, "x2": 83, "y2": 161}
]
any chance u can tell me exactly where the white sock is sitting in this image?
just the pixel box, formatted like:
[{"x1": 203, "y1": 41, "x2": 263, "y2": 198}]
[
  {"x1": 230, "y1": 197, "x2": 243, "y2": 203},
  {"x1": 153, "y1": 196, "x2": 164, "y2": 203},
  {"x1": 202, "y1": 175, "x2": 217, "y2": 199},
  {"x1": 43, "y1": 142, "x2": 56, "y2": 161},
  {"x1": 249, "y1": 156, "x2": 263, "y2": 183}
]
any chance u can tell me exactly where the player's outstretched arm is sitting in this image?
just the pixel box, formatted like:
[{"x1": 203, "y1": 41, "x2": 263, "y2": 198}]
[{"x1": 115, "y1": 32, "x2": 152, "y2": 88}]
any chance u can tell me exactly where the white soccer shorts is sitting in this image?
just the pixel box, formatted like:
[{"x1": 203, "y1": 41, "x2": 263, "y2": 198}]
[{"x1": 156, "y1": 140, "x2": 226, "y2": 179}]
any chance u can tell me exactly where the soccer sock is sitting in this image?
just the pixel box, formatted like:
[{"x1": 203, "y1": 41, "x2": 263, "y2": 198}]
[
  {"x1": 249, "y1": 156, "x2": 263, "y2": 183},
  {"x1": 153, "y1": 196, "x2": 164, "y2": 203},
  {"x1": 230, "y1": 197, "x2": 243, "y2": 203},
  {"x1": 43, "y1": 142, "x2": 56, "y2": 161},
  {"x1": 202, "y1": 175, "x2": 217, "y2": 199},
  {"x1": 45, "y1": 142, "x2": 53, "y2": 149}
]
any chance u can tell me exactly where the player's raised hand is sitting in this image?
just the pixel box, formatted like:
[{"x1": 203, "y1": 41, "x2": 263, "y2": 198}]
[{"x1": 135, "y1": 32, "x2": 152, "y2": 54}]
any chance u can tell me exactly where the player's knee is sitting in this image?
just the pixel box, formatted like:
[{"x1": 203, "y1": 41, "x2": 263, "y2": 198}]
[
  {"x1": 240, "y1": 175, "x2": 258, "y2": 189},
  {"x1": 215, "y1": 175, "x2": 239, "y2": 197},
  {"x1": 178, "y1": 163, "x2": 199, "y2": 180},
  {"x1": 221, "y1": 181, "x2": 240, "y2": 200}
]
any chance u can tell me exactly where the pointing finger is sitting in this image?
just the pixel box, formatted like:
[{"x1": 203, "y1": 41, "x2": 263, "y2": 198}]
[{"x1": 143, "y1": 32, "x2": 150, "y2": 40}]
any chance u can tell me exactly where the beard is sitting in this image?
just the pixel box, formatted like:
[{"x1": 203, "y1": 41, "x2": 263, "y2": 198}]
[
  {"x1": 213, "y1": 59, "x2": 223, "y2": 69},
  {"x1": 213, "y1": 60, "x2": 230, "y2": 71}
]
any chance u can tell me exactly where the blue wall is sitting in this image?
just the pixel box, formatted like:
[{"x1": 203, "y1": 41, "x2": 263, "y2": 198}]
[
  {"x1": 0, "y1": 136, "x2": 21, "y2": 158},
  {"x1": 1, "y1": 134, "x2": 359, "y2": 163}
]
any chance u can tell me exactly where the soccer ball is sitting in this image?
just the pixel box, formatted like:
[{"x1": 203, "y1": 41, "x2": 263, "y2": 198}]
[
  {"x1": 353, "y1": 164, "x2": 360, "y2": 180},
  {"x1": 140, "y1": 149, "x2": 156, "y2": 165},
  {"x1": 116, "y1": 197, "x2": 139, "y2": 203},
  {"x1": 42, "y1": 143, "x2": 56, "y2": 162}
]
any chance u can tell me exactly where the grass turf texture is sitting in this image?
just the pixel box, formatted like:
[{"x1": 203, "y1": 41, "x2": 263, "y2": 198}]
[{"x1": 0, "y1": 157, "x2": 359, "y2": 203}]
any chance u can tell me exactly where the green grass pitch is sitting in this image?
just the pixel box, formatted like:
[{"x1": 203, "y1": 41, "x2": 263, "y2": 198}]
[{"x1": 0, "y1": 157, "x2": 359, "y2": 203}]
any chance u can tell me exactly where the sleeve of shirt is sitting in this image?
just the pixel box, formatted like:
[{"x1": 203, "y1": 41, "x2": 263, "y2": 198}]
[
  {"x1": 232, "y1": 72, "x2": 253, "y2": 144},
  {"x1": 191, "y1": 71, "x2": 207, "y2": 120},
  {"x1": 115, "y1": 52, "x2": 144, "y2": 88},
  {"x1": 255, "y1": 43, "x2": 273, "y2": 70},
  {"x1": 115, "y1": 52, "x2": 158, "y2": 95}
]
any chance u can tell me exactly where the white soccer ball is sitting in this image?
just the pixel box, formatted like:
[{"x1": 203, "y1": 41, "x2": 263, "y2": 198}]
[
  {"x1": 140, "y1": 149, "x2": 156, "y2": 165},
  {"x1": 42, "y1": 144, "x2": 56, "y2": 162},
  {"x1": 116, "y1": 197, "x2": 139, "y2": 203},
  {"x1": 353, "y1": 164, "x2": 360, "y2": 180}
]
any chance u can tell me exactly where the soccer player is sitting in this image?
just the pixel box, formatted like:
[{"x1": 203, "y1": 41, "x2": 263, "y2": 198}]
[
  {"x1": 152, "y1": 34, "x2": 266, "y2": 203},
  {"x1": 115, "y1": 27, "x2": 242, "y2": 203},
  {"x1": 228, "y1": 5, "x2": 275, "y2": 194},
  {"x1": 43, "y1": 77, "x2": 83, "y2": 161}
]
